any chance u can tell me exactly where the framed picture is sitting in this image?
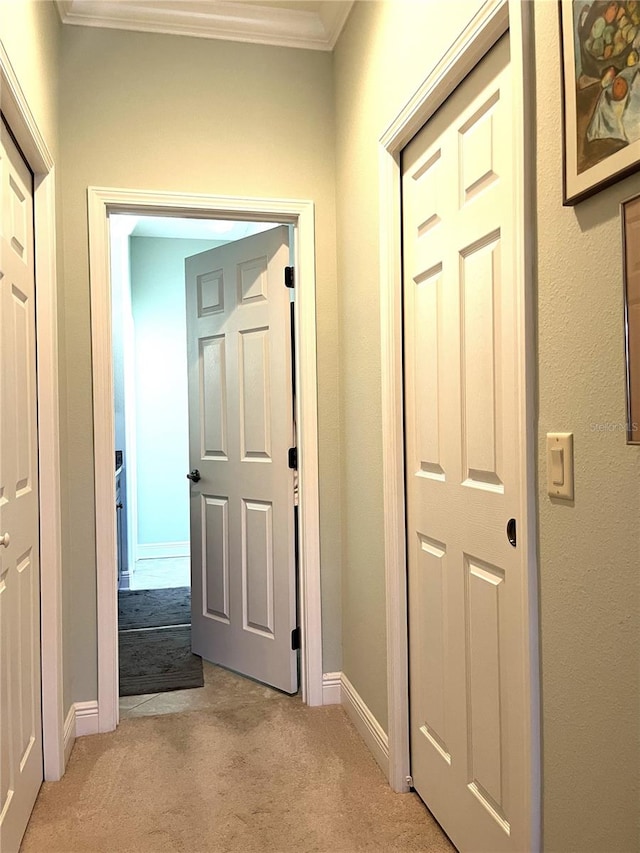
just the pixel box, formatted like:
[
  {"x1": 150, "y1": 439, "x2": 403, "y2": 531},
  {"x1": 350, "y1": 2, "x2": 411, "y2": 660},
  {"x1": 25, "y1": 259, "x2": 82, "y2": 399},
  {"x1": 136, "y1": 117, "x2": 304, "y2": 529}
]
[
  {"x1": 560, "y1": 1, "x2": 640, "y2": 205},
  {"x1": 623, "y1": 192, "x2": 640, "y2": 443}
]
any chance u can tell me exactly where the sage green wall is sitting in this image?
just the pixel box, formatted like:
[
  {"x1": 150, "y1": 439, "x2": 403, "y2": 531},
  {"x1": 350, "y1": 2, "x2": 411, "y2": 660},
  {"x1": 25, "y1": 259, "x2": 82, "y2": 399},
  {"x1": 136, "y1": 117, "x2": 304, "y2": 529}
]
[
  {"x1": 59, "y1": 25, "x2": 341, "y2": 701},
  {"x1": 334, "y1": 1, "x2": 640, "y2": 850},
  {"x1": 0, "y1": 2, "x2": 71, "y2": 710},
  {"x1": 0, "y1": 1, "x2": 60, "y2": 152},
  {"x1": 534, "y1": 5, "x2": 640, "y2": 851}
]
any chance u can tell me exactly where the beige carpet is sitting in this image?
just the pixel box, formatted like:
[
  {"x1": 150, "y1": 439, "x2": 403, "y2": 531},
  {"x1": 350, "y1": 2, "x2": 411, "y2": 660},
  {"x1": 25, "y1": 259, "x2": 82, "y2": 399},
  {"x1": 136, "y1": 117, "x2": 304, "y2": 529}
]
[{"x1": 21, "y1": 671, "x2": 454, "y2": 853}]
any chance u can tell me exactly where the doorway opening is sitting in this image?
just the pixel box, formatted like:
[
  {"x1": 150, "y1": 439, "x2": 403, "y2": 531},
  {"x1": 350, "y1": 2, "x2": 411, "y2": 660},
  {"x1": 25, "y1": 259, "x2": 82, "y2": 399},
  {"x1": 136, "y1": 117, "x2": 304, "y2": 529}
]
[
  {"x1": 111, "y1": 214, "x2": 292, "y2": 710},
  {"x1": 112, "y1": 214, "x2": 279, "y2": 594},
  {"x1": 89, "y1": 189, "x2": 323, "y2": 733}
]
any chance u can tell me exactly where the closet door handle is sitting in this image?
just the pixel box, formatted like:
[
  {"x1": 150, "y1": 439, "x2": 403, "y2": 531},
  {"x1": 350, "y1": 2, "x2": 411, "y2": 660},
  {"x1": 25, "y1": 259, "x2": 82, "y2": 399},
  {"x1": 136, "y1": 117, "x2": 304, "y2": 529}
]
[
  {"x1": 186, "y1": 469, "x2": 201, "y2": 483},
  {"x1": 0, "y1": 532, "x2": 10, "y2": 548}
]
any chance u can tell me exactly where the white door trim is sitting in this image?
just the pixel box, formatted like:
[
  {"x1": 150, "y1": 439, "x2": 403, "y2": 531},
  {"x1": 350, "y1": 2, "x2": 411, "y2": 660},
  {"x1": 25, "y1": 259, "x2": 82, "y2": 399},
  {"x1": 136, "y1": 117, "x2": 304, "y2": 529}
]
[
  {"x1": 0, "y1": 41, "x2": 65, "y2": 780},
  {"x1": 88, "y1": 187, "x2": 324, "y2": 731},
  {"x1": 109, "y1": 217, "x2": 140, "y2": 574},
  {"x1": 378, "y1": 1, "x2": 540, "y2": 847}
]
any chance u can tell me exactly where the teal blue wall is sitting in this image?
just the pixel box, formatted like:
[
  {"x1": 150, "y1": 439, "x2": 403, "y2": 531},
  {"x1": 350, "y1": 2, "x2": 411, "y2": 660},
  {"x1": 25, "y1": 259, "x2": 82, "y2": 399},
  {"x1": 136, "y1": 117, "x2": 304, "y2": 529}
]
[{"x1": 129, "y1": 236, "x2": 221, "y2": 549}]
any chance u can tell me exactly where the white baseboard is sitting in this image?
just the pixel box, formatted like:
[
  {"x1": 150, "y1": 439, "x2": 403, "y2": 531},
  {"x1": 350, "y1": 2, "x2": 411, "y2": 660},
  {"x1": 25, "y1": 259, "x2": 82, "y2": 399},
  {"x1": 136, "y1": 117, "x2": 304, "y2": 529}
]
[
  {"x1": 322, "y1": 671, "x2": 341, "y2": 705},
  {"x1": 63, "y1": 704, "x2": 76, "y2": 767},
  {"x1": 136, "y1": 541, "x2": 190, "y2": 560},
  {"x1": 74, "y1": 701, "x2": 100, "y2": 737},
  {"x1": 340, "y1": 673, "x2": 389, "y2": 778}
]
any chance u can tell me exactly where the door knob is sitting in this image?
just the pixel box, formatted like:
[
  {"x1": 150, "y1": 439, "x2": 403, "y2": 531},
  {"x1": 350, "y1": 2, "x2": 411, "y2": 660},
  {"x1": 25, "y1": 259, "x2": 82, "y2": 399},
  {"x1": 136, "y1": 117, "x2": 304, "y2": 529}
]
[
  {"x1": 186, "y1": 469, "x2": 201, "y2": 483},
  {"x1": 0, "y1": 532, "x2": 10, "y2": 548}
]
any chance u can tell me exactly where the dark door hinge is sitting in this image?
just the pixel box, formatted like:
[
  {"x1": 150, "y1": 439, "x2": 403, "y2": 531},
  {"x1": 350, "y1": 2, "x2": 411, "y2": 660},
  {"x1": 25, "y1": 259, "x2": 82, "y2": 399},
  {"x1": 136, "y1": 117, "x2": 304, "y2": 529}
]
[
  {"x1": 291, "y1": 627, "x2": 301, "y2": 650},
  {"x1": 288, "y1": 447, "x2": 297, "y2": 470},
  {"x1": 285, "y1": 266, "x2": 295, "y2": 288}
]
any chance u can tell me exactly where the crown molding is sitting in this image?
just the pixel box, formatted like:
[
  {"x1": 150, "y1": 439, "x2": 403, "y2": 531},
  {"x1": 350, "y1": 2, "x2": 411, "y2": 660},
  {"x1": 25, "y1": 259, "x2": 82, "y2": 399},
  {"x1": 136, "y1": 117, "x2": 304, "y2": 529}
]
[{"x1": 54, "y1": 0, "x2": 353, "y2": 51}]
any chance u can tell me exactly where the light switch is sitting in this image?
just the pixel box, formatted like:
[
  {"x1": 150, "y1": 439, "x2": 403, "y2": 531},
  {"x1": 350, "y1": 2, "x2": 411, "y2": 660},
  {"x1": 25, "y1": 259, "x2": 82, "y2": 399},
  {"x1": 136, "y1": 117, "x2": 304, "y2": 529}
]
[
  {"x1": 550, "y1": 447, "x2": 564, "y2": 486},
  {"x1": 547, "y1": 432, "x2": 573, "y2": 500}
]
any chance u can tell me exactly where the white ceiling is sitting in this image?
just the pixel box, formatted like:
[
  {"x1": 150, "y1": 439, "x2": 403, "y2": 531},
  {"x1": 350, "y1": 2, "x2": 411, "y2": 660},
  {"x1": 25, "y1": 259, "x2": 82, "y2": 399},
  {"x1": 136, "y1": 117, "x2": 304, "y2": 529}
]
[
  {"x1": 112, "y1": 213, "x2": 277, "y2": 241},
  {"x1": 55, "y1": 0, "x2": 354, "y2": 50}
]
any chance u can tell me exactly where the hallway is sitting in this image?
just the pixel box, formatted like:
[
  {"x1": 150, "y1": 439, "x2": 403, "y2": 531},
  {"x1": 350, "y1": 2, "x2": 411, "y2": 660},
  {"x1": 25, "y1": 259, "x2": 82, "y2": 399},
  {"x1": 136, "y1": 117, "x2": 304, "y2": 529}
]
[{"x1": 21, "y1": 668, "x2": 453, "y2": 853}]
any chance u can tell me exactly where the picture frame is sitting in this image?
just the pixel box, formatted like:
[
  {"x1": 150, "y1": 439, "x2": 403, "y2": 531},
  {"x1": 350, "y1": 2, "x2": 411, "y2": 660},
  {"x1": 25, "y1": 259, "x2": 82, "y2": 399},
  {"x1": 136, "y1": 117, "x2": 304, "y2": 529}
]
[
  {"x1": 622, "y1": 192, "x2": 640, "y2": 443},
  {"x1": 560, "y1": 1, "x2": 640, "y2": 205}
]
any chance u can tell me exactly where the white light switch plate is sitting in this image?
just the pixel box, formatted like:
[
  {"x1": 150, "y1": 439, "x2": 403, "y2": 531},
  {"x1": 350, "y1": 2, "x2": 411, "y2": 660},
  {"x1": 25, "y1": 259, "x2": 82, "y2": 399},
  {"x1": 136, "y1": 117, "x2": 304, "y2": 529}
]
[{"x1": 546, "y1": 432, "x2": 574, "y2": 500}]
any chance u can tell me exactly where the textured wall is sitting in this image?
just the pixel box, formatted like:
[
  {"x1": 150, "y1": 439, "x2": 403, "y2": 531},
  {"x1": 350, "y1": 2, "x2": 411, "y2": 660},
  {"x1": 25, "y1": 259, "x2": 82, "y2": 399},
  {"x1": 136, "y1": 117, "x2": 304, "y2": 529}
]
[
  {"x1": 59, "y1": 25, "x2": 341, "y2": 700},
  {"x1": 534, "y1": 5, "x2": 640, "y2": 851},
  {"x1": 0, "y1": 1, "x2": 60, "y2": 155}
]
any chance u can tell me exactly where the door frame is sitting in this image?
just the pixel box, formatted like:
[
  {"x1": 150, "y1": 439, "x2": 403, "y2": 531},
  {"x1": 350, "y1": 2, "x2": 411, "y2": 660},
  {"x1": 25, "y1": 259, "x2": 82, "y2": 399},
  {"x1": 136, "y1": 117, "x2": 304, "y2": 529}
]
[
  {"x1": 88, "y1": 187, "x2": 323, "y2": 731},
  {"x1": 378, "y1": 0, "x2": 540, "y2": 846},
  {"x1": 109, "y1": 216, "x2": 141, "y2": 576},
  {"x1": 0, "y1": 43, "x2": 65, "y2": 779}
]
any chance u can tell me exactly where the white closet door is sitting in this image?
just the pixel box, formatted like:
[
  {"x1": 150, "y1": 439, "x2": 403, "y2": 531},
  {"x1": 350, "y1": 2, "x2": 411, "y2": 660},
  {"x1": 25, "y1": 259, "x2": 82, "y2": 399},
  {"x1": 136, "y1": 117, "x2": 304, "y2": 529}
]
[
  {"x1": 0, "y1": 119, "x2": 43, "y2": 853},
  {"x1": 403, "y1": 35, "x2": 532, "y2": 853}
]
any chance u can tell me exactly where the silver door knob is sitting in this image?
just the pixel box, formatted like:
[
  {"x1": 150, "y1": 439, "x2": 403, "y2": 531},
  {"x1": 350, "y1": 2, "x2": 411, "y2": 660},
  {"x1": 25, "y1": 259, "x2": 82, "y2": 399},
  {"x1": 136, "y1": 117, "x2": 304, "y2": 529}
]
[{"x1": 0, "y1": 532, "x2": 10, "y2": 548}]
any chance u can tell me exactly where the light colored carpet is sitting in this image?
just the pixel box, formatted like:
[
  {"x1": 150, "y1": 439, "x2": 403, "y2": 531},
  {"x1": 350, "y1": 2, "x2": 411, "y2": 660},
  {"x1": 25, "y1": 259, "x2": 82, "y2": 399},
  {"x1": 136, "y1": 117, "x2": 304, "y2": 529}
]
[{"x1": 21, "y1": 672, "x2": 454, "y2": 853}]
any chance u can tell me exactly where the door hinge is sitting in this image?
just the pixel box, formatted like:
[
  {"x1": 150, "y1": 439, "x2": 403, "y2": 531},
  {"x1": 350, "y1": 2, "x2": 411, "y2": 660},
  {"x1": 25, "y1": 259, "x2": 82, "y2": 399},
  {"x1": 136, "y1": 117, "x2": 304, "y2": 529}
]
[
  {"x1": 288, "y1": 447, "x2": 298, "y2": 470},
  {"x1": 291, "y1": 627, "x2": 301, "y2": 650},
  {"x1": 285, "y1": 266, "x2": 295, "y2": 289}
]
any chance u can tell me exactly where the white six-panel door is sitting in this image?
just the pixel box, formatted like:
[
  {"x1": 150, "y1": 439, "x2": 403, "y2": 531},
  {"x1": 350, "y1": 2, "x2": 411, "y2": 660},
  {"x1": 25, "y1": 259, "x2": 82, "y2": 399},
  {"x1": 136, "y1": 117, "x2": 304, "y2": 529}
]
[
  {"x1": 0, "y1": 119, "x2": 43, "y2": 852},
  {"x1": 403, "y1": 36, "x2": 531, "y2": 852},
  {"x1": 185, "y1": 226, "x2": 297, "y2": 694}
]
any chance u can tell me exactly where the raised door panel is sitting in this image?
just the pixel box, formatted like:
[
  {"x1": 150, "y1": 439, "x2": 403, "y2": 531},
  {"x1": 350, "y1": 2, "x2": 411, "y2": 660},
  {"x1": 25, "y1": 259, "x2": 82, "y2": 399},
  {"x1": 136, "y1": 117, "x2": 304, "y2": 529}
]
[
  {"x1": 197, "y1": 268, "x2": 224, "y2": 317},
  {"x1": 201, "y1": 495, "x2": 229, "y2": 623},
  {"x1": 412, "y1": 534, "x2": 450, "y2": 764},
  {"x1": 465, "y1": 555, "x2": 509, "y2": 834},
  {"x1": 11, "y1": 286, "x2": 33, "y2": 496},
  {"x1": 458, "y1": 92, "x2": 500, "y2": 206},
  {"x1": 15, "y1": 550, "x2": 37, "y2": 769},
  {"x1": 460, "y1": 234, "x2": 503, "y2": 492},
  {"x1": 238, "y1": 256, "x2": 268, "y2": 305},
  {"x1": 239, "y1": 327, "x2": 271, "y2": 462},
  {"x1": 412, "y1": 265, "x2": 444, "y2": 481},
  {"x1": 199, "y1": 336, "x2": 228, "y2": 460},
  {"x1": 242, "y1": 499, "x2": 274, "y2": 637}
]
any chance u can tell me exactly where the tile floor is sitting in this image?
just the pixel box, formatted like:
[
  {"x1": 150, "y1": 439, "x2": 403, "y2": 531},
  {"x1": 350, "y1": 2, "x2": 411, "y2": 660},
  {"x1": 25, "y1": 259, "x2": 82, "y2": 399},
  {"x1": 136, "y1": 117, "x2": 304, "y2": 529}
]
[
  {"x1": 119, "y1": 660, "x2": 285, "y2": 719},
  {"x1": 120, "y1": 556, "x2": 190, "y2": 590},
  {"x1": 118, "y1": 559, "x2": 269, "y2": 723}
]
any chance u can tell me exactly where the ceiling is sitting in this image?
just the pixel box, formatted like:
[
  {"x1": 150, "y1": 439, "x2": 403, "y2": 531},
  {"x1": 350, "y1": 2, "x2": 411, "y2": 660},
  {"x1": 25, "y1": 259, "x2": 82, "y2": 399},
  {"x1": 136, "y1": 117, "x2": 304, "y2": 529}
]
[
  {"x1": 55, "y1": 0, "x2": 354, "y2": 50},
  {"x1": 112, "y1": 213, "x2": 277, "y2": 241}
]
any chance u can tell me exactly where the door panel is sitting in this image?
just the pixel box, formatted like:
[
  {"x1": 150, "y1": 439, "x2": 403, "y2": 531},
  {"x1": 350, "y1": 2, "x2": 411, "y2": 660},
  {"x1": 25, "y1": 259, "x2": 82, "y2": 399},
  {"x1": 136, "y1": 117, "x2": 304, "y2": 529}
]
[
  {"x1": 200, "y1": 335, "x2": 227, "y2": 459},
  {"x1": 403, "y1": 35, "x2": 530, "y2": 852},
  {"x1": 239, "y1": 327, "x2": 271, "y2": 460},
  {"x1": 186, "y1": 226, "x2": 296, "y2": 693},
  {"x1": 242, "y1": 498, "x2": 274, "y2": 636},
  {"x1": 0, "y1": 119, "x2": 43, "y2": 853},
  {"x1": 202, "y1": 495, "x2": 229, "y2": 621}
]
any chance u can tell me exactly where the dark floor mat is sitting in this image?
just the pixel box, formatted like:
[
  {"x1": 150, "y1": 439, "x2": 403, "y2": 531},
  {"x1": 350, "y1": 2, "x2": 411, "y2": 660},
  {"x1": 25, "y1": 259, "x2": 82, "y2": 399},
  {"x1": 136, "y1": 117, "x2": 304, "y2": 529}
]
[
  {"x1": 118, "y1": 586, "x2": 191, "y2": 631},
  {"x1": 119, "y1": 625, "x2": 203, "y2": 696}
]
